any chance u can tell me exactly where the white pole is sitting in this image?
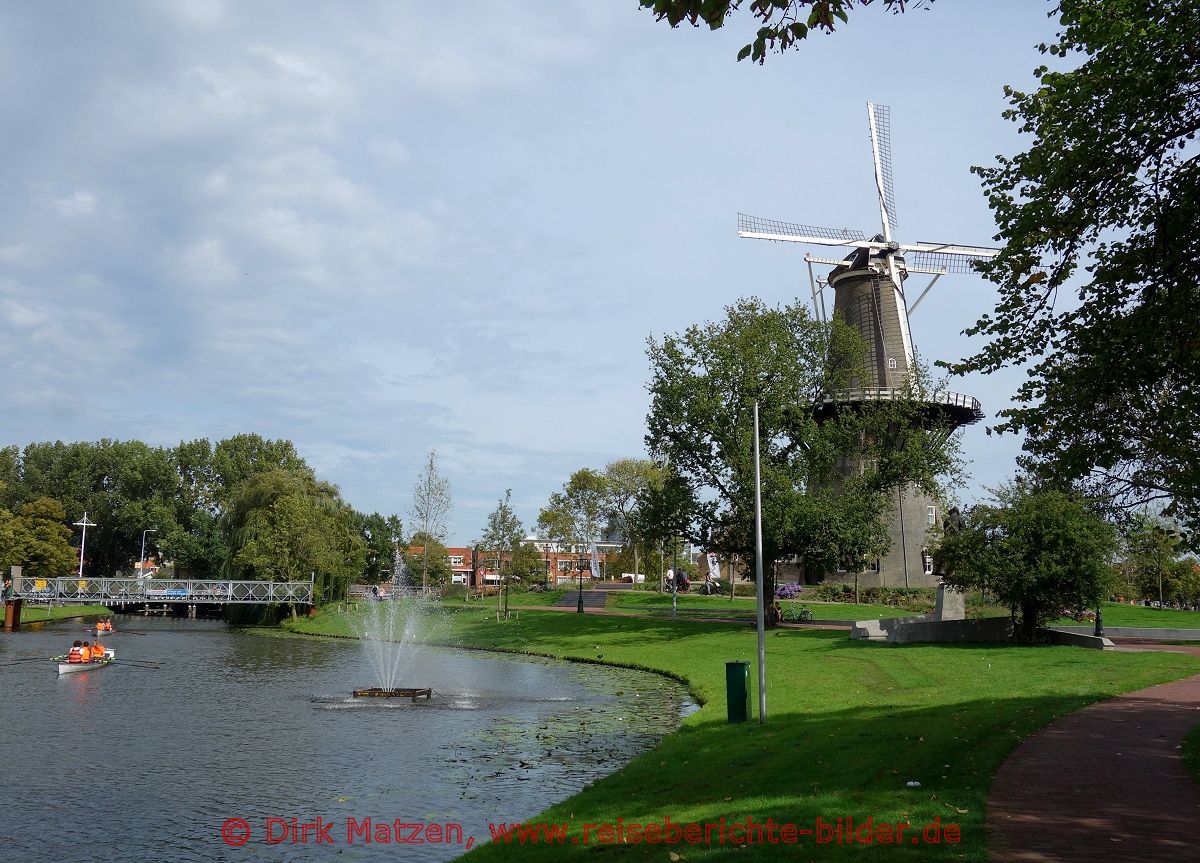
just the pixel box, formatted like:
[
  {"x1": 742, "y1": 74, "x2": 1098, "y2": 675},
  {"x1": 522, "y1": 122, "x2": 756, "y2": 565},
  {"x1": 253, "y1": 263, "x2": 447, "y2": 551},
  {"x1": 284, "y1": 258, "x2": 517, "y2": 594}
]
[
  {"x1": 753, "y1": 401, "x2": 767, "y2": 724},
  {"x1": 74, "y1": 512, "x2": 96, "y2": 579}
]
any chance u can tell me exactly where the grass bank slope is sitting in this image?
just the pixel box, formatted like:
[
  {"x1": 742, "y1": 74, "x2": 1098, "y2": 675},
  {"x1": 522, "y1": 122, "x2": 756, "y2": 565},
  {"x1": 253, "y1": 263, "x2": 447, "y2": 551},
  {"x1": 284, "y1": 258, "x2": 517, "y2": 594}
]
[{"x1": 16, "y1": 604, "x2": 111, "y2": 623}]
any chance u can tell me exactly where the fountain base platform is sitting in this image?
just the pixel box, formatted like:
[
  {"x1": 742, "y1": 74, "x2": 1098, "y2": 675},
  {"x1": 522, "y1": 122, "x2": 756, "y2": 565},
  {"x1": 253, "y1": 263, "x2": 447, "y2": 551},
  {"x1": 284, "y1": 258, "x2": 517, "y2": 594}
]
[{"x1": 353, "y1": 687, "x2": 432, "y2": 701}]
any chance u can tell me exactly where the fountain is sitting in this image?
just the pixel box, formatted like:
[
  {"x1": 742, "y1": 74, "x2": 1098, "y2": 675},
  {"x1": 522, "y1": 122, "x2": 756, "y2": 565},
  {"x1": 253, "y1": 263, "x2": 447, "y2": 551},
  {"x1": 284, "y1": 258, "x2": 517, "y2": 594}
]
[{"x1": 349, "y1": 592, "x2": 431, "y2": 700}]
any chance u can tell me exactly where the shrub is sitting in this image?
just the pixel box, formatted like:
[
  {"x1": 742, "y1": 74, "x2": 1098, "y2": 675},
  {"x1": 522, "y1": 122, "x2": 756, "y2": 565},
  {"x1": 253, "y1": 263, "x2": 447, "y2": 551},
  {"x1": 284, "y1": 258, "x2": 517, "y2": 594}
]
[
  {"x1": 775, "y1": 583, "x2": 805, "y2": 599},
  {"x1": 809, "y1": 583, "x2": 935, "y2": 611},
  {"x1": 813, "y1": 583, "x2": 855, "y2": 602}
]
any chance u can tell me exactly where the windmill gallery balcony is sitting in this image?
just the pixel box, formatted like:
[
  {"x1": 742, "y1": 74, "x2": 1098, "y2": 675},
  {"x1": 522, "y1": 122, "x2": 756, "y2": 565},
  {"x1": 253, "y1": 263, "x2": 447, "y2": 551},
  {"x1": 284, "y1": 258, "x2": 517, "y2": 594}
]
[{"x1": 812, "y1": 387, "x2": 984, "y2": 428}]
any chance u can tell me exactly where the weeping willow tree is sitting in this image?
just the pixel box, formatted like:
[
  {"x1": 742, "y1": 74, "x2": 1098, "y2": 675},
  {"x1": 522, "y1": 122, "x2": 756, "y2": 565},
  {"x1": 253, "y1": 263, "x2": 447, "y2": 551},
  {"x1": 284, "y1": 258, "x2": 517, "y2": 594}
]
[{"x1": 222, "y1": 468, "x2": 366, "y2": 621}]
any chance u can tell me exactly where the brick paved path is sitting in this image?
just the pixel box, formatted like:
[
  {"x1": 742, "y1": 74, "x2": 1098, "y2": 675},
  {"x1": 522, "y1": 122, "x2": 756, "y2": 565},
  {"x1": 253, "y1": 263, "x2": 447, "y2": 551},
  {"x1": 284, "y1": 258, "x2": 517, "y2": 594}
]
[{"x1": 988, "y1": 646, "x2": 1200, "y2": 862}]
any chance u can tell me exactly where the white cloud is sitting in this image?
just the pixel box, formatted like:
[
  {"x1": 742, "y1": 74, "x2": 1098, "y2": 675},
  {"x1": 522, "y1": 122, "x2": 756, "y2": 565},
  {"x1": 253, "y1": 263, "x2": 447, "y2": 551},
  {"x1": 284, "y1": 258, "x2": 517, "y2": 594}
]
[{"x1": 52, "y1": 190, "x2": 96, "y2": 216}]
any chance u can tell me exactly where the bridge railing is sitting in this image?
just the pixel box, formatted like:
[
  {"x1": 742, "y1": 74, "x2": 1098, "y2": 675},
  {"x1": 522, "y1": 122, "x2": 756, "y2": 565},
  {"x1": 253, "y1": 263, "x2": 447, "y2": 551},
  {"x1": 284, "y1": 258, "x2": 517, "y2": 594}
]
[{"x1": 12, "y1": 576, "x2": 314, "y2": 605}]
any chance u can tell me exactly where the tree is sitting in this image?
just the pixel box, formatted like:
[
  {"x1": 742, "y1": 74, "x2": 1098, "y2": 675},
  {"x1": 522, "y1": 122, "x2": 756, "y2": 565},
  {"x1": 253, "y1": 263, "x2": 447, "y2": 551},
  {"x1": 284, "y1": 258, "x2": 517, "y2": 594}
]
[
  {"x1": 602, "y1": 458, "x2": 663, "y2": 583},
  {"x1": 1168, "y1": 560, "x2": 1200, "y2": 608},
  {"x1": 645, "y1": 297, "x2": 961, "y2": 616},
  {"x1": 223, "y1": 468, "x2": 365, "y2": 606},
  {"x1": 409, "y1": 450, "x2": 452, "y2": 592},
  {"x1": 164, "y1": 438, "x2": 225, "y2": 578},
  {"x1": 537, "y1": 469, "x2": 609, "y2": 559},
  {"x1": 1119, "y1": 513, "x2": 1187, "y2": 605},
  {"x1": 4, "y1": 497, "x2": 76, "y2": 580},
  {"x1": 357, "y1": 512, "x2": 404, "y2": 584},
  {"x1": 630, "y1": 466, "x2": 695, "y2": 590},
  {"x1": 639, "y1": 0, "x2": 929, "y2": 63},
  {"x1": 14, "y1": 439, "x2": 183, "y2": 577},
  {"x1": 402, "y1": 532, "x2": 451, "y2": 589},
  {"x1": 936, "y1": 482, "x2": 1118, "y2": 643},
  {"x1": 508, "y1": 541, "x2": 549, "y2": 587},
  {"x1": 481, "y1": 489, "x2": 526, "y2": 617},
  {"x1": 211, "y1": 434, "x2": 310, "y2": 510},
  {"x1": 948, "y1": 1, "x2": 1200, "y2": 542}
]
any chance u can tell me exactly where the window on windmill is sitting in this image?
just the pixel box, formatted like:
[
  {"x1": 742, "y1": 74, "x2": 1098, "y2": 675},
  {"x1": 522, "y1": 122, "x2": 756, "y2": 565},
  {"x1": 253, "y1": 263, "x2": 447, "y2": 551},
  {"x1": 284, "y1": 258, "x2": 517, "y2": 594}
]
[
  {"x1": 868, "y1": 559, "x2": 880, "y2": 573},
  {"x1": 922, "y1": 549, "x2": 934, "y2": 575},
  {"x1": 927, "y1": 505, "x2": 937, "y2": 526},
  {"x1": 888, "y1": 357, "x2": 898, "y2": 370}
]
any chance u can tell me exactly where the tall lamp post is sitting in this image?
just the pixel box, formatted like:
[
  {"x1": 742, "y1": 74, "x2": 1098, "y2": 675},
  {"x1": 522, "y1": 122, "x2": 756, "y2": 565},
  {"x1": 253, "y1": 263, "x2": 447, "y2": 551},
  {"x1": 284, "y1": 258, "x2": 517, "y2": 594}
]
[
  {"x1": 576, "y1": 553, "x2": 589, "y2": 614},
  {"x1": 670, "y1": 537, "x2": 678, "y2": 619},
  {"x1": 74, "y1": 513, "x2": 97, "y2": 579},
  {"x1": 139, "y1": 528, "x2": 158, "y2": 579}
]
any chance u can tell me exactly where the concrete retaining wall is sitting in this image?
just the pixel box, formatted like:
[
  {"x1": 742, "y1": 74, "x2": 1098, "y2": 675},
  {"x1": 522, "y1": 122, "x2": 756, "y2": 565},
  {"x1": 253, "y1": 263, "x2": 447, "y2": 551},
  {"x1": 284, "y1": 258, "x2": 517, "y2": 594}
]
[
  {"x1": 1055, "y1": 626, "x2": 1200, "y2": 640},
  {"x1": 1039, "y1": 628, "x2": 1115, "y2": 650},
  {"x1": 886, "y1": 615, "x2": 1014, "y2": 644}
]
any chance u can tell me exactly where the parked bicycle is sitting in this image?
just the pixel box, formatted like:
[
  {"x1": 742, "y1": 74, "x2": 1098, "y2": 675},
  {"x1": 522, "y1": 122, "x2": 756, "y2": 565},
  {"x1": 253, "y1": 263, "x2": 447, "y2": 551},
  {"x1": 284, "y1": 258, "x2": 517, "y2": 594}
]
[{"x1": 781, "y1": 604, "x2": 814, "y2": 623}]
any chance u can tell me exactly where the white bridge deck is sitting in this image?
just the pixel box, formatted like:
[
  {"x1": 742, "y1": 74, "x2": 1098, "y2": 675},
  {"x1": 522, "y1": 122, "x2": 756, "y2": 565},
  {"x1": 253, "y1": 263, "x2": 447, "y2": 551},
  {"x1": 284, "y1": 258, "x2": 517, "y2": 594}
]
[{"x1": 13, "y1": 576, "x2": 315, "y2": 605}]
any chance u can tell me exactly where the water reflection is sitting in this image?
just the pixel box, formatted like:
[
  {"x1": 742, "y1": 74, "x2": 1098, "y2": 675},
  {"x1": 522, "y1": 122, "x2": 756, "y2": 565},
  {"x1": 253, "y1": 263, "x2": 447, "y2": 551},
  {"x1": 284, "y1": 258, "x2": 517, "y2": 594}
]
[{"x1": 0, "y1": 615, "x2": 689, "y2": 862}]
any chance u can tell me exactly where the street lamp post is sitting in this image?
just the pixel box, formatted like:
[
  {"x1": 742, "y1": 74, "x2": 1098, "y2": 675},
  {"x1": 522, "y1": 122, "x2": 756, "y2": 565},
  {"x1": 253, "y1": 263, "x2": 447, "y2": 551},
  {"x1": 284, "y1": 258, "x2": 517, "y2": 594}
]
[
  {"x1": 73, "y1": 513, "x2": 97, "y2": 579},
  {"x1": 1158, "y1": 555, "x2": 1165, "y2": 607},
  {"x1": 139, "y1": 528, "x2": 158, "y2": 579},
  {"x1": 576, "y1": 553, "x2": 589, "y2": 614},
  {"x1": 670, "y1": 538, "x2": 678, "y2": 619}
]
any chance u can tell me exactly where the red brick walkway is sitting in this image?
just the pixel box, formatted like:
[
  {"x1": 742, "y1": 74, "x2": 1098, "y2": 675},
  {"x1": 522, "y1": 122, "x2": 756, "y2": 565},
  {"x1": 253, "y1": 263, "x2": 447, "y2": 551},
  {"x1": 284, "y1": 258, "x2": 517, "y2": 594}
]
[{"x1": 988, "y1": 645, "x2": 1200, "y2": 862}]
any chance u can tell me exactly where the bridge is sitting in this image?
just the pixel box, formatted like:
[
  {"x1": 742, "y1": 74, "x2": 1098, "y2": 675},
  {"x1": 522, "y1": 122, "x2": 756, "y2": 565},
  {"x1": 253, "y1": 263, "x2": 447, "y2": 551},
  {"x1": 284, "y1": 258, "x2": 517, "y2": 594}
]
[{"x1": 12, "y1": 575, "x2": 315, "y2": 606}]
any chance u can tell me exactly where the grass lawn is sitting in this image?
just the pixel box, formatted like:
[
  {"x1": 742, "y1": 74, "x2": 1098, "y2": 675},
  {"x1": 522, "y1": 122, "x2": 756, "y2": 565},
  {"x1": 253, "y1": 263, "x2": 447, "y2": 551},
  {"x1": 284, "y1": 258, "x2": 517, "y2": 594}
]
[
  {"x1": 603, "y1": 591, "x2": 911, "y2": 621},
  {"x1": 1073, "y1": 603, "x2": 1200, "y2": 629},
  {"x1": 289, "y1": 603, "x2": 1200, "y2": 861},
  {"x1": 438, "y1": 588, "x2": 908, "y2": 620},
  {"x1": 15, "y1": 604, "x2": 111, "y2": 623}
]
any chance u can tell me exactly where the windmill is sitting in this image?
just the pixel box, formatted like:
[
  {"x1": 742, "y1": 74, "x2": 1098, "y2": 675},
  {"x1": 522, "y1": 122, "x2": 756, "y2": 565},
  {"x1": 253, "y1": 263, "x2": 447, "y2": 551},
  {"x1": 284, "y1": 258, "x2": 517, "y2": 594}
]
[{"x1": 738, "y1": 102, "x2": 998, "y2": 587}]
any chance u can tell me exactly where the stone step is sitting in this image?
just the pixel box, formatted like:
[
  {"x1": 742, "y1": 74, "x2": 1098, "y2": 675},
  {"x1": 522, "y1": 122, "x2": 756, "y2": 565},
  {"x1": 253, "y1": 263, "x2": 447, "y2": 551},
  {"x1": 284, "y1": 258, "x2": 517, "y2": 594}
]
[{"x1": 555, "y1": 591, "x2": 608, "y2": 608}]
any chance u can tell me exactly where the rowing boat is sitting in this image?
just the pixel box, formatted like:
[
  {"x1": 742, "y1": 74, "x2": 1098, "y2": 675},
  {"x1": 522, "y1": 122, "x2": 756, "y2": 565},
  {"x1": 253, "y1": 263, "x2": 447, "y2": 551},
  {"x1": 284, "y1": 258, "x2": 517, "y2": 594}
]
[
  {"x1": 54, "y1": 649, "x2": 115, "y2": 675},
  {"x1": 90, "y1": 628, "x2": 116, "y2": 636}
]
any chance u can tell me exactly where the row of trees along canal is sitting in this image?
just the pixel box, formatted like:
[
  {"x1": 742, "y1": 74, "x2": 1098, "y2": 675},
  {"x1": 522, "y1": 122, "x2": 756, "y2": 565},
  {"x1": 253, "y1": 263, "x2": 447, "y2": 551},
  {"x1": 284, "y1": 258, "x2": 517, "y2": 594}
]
[{"x1": 0, "y1": 435, "x2": 403, "y2": 621}]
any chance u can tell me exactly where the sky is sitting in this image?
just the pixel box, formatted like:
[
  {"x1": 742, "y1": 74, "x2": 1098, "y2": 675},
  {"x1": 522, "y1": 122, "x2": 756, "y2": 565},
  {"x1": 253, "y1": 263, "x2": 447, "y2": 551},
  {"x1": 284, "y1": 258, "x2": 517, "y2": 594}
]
[{"x1": 0, "y1": 1, "x2": 1063, "y2": 544}]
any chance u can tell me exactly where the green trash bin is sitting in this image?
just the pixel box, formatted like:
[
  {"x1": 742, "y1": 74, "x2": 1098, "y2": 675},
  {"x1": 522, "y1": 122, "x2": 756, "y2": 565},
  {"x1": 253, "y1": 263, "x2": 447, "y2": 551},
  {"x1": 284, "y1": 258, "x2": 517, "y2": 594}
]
[{"x1": 726, "y1": 660, "x2": 751, "y2": 723}]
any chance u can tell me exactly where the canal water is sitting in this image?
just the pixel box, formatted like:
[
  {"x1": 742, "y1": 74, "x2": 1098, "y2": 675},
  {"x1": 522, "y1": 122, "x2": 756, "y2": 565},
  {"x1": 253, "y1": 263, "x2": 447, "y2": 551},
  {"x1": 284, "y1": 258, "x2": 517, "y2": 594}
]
[{"x1": 0, "y1": 615, "x2": 690, "y2": 862}]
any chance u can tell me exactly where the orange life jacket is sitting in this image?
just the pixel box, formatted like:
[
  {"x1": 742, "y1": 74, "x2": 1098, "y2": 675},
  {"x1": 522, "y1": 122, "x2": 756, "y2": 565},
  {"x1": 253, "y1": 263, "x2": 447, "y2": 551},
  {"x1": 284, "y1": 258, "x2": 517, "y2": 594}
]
[
  {"x1": 102, "y1": 621, "x2": 112, "y2": 631},
  {"x1": 81, "y1": 645, "x2": 94, "y2": 662},
  {"x1": 67, "y1": 646, "x2": 84, "y2": 663}
]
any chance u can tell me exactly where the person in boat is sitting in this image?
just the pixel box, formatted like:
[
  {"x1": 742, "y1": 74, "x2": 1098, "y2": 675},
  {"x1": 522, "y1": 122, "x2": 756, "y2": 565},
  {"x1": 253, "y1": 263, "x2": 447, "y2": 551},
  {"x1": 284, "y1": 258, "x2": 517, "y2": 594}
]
[
  {"x1": 67, "y1": 640, "x2": 84, "y2": 663},
  {"x1": 101, "y1": 618, "x2": 113, "y2": 632},
  {"x1": 81, "y1": 640, "x2": 95, "y2": 662}
]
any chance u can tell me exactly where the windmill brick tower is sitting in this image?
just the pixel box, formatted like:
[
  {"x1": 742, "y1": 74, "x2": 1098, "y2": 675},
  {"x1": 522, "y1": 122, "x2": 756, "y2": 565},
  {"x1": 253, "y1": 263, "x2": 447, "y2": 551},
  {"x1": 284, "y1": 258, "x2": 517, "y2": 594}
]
[{"x1": 739, "y1": 103, "x2": 996, "y2": 588}]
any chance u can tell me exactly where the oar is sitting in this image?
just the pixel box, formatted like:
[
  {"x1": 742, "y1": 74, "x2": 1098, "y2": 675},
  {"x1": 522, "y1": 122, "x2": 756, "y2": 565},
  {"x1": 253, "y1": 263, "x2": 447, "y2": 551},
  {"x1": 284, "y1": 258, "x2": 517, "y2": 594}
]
[
  {"x1": 90, "y1": 630, "x2": 147, "y2": 635},
  {"x1": 0, "y1": 657, "x2": 55, "y2": 667},
  {"x1": 109, "y1": 661, "x2": 160, "y2": 671},
  {"x1": 111, "y1": 659, "x2": 162, "y2": 668}
]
